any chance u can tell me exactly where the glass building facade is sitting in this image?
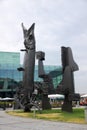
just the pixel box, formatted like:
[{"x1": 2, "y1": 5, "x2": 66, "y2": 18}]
[
  {"x1": 0, "y1": 52, "x2": 21, "y2": 97},
  {"x1": 0, "y1": 52, "x2": 62, "y2": 98}
]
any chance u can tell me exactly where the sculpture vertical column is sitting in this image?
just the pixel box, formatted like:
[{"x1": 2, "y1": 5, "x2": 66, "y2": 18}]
[
  {"x1": 58, "y1": 46, "x2": 80, "y2": 112},
  {"x1": 21, "y1": 23, "x2": 36, "y2": 111},
  {"x1": 36, "y1": 51, "x2": 51, "y2": 110}
]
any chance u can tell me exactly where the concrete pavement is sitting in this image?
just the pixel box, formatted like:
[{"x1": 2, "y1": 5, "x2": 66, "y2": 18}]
[{"x1": 0, "y1": 110, "x2": 87, "y2": 130}]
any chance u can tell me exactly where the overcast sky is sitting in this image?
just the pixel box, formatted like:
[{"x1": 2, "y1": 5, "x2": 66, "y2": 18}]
[{"x1": 0, "y1": 0, "x2": 87, "y2": 93}]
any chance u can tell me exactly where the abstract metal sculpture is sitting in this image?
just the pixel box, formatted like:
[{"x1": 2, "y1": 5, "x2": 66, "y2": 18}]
[
  {"x1": 22, "y1": 23, "x2": 35, "y2": 90},
  {"x1": 36, "y1": 51, "x2": 54, "y2": 109},
  {"x1": 14, "y1": 23, "x2": 41, "y2": 112},
  {"x1": 57, "y1": 46, "x2": 80, "y2": 112},
  {"x1": 14, "y1": 23, "x2": 80, "y2": 113},
  {"x1": 21, "y1": 23, "x2": 36, "y2": 111}
]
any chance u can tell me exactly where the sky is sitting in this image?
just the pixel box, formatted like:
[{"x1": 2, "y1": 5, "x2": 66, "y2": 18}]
[{"x1": 0, "y1": 0, "x2": 87, "y2": 93}]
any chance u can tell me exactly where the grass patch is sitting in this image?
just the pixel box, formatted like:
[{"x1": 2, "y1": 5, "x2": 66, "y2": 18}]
[{"x1": 6, "y1": 108, "x2": 87, "y2": 124}]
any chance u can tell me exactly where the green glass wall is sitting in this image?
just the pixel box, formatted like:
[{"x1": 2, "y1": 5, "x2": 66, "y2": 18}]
[
  {"x1": 0, "y1": 51, "x2": 62, "y2": 97},
  {"x1": 0, "y1": 51, "x2": 20, "y2": 64}
]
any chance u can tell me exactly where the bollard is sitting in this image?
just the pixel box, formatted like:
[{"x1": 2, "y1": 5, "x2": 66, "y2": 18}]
[
  {"x1": 33, "y1": 106, "x2": 36, "y2": 118},
  {"x1": 84, "y1": 106, "x2": 87, "y2": 122}
]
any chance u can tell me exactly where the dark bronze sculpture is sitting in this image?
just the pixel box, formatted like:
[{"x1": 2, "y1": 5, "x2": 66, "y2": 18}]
[
  {"x1": 21, "y1": 23, "x2": 36, "y2": 111},
  {"x1": 14, "y1": 23, "x2": 80, "y2": 113},
  {"x1": 57, "y1": 46, "x2": 80, "y2": 112},
  {"x1": 15, "y1": 23, "x2": 56, "y2": 111},
  {"x1": 36, "y1": 51, "x2": 54, "y2": 109},
  {"x1": 14, "y1": 23, "x2": 41, "y2": 112}
]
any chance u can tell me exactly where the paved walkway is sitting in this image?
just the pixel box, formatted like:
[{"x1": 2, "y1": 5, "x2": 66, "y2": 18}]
[{"x1": 0, "y1": 110, "x2": 87, "y2": 130}]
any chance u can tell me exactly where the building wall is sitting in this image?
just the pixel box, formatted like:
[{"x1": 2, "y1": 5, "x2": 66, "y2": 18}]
[
  {"x1": 0, "y1": 51, "x2": 62, "y2": 98},
  {"x1": 0, "y1": 51, "x2": 20, "y2": 64}
]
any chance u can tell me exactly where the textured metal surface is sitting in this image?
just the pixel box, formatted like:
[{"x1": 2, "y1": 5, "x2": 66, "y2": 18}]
[
  {"x1": 59, "y1": 46, "x2": 80, "y2": 112},
  {"x1": 22, "y1": 23, "x2": 35, "y2": 95}
]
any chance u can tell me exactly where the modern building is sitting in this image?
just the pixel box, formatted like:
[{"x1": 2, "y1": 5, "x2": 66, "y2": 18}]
[
  {"x1": 0, "y1": 51, "x2": 62, "y2": 98},
  {"x1": 0, "y1": 52, "x2": 21, "y2": 98}
]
